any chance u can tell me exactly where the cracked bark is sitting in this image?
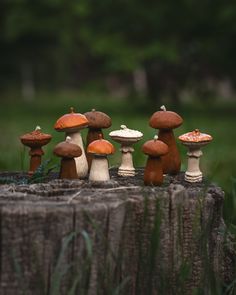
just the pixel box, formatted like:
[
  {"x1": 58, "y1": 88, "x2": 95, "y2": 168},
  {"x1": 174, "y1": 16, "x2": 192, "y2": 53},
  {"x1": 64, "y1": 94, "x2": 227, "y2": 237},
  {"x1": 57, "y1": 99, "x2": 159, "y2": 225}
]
[{"x1": 0, "y1": 169, "x2": 234, "y2": 294}]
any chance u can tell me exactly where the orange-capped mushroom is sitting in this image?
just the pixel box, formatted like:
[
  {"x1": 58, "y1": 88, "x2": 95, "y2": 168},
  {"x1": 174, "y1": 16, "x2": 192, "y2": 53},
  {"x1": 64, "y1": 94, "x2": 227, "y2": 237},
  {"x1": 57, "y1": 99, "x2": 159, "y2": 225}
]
[
  {"x1": 54, "y1": 107, "x2": 89, "y2": 178},
  {"x1": 87, "y1": 135, "x2": 115, "y2": 181}
]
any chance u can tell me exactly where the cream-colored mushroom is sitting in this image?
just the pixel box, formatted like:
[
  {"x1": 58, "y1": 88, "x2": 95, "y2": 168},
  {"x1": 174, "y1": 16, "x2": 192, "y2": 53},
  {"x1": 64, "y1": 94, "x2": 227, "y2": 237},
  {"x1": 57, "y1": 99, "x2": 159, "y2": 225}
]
[
  {"x1": 179, "y1": 129, "x2": 213, "y2": 183},
  {"x1": 109, "y1": 125, "x2": 143, "y2": 177}
]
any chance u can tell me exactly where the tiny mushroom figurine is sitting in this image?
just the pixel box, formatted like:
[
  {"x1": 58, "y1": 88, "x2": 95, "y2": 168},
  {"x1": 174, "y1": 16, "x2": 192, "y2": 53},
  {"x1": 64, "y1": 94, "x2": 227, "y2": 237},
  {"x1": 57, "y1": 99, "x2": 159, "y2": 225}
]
[
  {"x1": 142, "y1": 135, "x2": 169, "y2": 186},
  {"x1": 178, "y1": 129, "x2": 213, "y2": 183},
  {"x1": 84, "y1": 109, "x2": 112, "y2": 169},
  {"x1": 87, "y1": 135, "x2": 115, "y2": 181},
  {"x1": 54, "y1": 107, "x2": 89, "y2": 178},
  {"x1": 53, "y1": 136, "x2": 82, "y2": 179},
  {"x1": 20, "y1": 126, "x2": 52, "y2": 175},
  {"x1": 149, "y1": 105, "x2": 183, "y2": 175},
  {"x1": 109, "y1": 125, "x2": 143, "y2": 177}
]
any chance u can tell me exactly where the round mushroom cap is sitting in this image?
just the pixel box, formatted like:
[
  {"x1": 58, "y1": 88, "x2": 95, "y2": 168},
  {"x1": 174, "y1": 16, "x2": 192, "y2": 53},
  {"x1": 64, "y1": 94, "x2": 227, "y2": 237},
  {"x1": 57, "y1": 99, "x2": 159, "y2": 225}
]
[
  {"x1": 84, "y1": 109, "x2": 112, "y2": 129},
  {"x1": 109, "y1": 125, "x2": 143, "y2": 140},
  {"x1": 53, "y1": 136, "x2": 82, "y2": 158},
  {"x1": 178, "y1": 129, "x2": 213, "y2": 143},
  {"x1": 20, "y1": 126, "x2": 52, "y2": 147},
  {"x1": 142, "y1": 135, "x2": 169, "y2": 157},
  {"x1": 87, "y1": 136, "x2": 115, "y2": 156},
  {"x1": 54, "y1": 107, "x2": 88, "y2": 132},
  {"x1": 149, "y1": 105, "x2": 183, "y2": 130}
]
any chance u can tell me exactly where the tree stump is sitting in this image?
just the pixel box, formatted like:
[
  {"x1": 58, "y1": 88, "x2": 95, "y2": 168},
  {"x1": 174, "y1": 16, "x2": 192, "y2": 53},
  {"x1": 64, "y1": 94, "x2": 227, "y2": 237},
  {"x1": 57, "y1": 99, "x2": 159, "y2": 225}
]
[{"x1": 0, "y1": 169, "x2": 234, "y2": 295}]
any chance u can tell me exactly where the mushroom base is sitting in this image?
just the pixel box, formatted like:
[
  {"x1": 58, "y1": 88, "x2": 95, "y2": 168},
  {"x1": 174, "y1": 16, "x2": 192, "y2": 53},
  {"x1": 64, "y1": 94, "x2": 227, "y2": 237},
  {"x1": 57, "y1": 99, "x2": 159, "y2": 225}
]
[
  {"x1": 144, "y1": 157, "x2": 164, "y2": 186},
  {"x1": 118, "y1": 167, "x2": 135, "y2": 177},
  {"x1": 118, "y1": 146, "x2": 135, "y2": 177},
  {"x1": 59, "y1": 158, "x2": 78, "y2": 179},
  {"x1": 185, "y1": 172, "x2": 203, "y2": 183},
  {"x1": 89, "y1": 156, "x2": 110, "y2": 182},
  {"x1": 86, "y1": 129, "x2": 103, "y2": 170},
  {"x1": 29, "y1": 155, "x2": 42, "y2": 175}
]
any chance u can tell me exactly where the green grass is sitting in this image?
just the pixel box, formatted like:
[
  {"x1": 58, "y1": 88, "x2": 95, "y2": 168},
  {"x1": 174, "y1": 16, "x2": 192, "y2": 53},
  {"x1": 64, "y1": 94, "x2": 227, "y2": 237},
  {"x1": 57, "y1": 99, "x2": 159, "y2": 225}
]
[{"x1": 0, "y1": 90, "x2": 236, "y2": 224}]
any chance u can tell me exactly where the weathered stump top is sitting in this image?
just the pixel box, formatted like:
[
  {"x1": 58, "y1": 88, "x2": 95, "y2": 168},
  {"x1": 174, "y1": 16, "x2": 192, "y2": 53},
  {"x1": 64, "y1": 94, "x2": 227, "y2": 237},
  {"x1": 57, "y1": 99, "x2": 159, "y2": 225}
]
[{"x1": 0, "y1": 169, "x2": 234, "y2": 295}]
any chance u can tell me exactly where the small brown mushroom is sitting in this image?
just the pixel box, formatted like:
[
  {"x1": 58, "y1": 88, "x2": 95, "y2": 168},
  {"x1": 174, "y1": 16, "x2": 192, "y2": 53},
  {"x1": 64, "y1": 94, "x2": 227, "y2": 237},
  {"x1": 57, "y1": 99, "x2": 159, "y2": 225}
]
[
  {"x1": 142, "y1": 135, "x2": 169, "y2": 186},
  {"x1": 84, "y1": 109, "x2": 112, "y2": 169},
  {"x1": 53, "y1": 136, "x2": 82, "y2": 179},
  {"x1": 149, "y1": 105, "x2": 183, "y2": 175},
  {"x1": 87, "y1": 135, "x2": 115, "y2": 181},
  {"x1": 20, "y1": 126, "x2": 52, "y2": 175}
]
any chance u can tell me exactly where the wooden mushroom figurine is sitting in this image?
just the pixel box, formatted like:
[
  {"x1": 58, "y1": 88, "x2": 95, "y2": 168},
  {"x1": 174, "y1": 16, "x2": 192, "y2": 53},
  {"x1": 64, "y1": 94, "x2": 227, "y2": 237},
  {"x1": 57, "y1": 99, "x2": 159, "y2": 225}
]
[
  {"x1": 87, "y1": 135, "x2": 115, "y2": 181},
  {"x1": 84, "y1": 109, "x2": 112, "y2": 169},
  {"x1": 178, "y1": 129, "x2": 213, "y2": 183},
  {"x1": 54, "y1": 107, "x2": 89, "y2": 178},
  {"x1": 149, "y1": 105, "x2": 183, "y2": 175},
  {"x1": 20, "y1": 126, "x2": 52, "y2": 175},
  {"x1": 142, "y1": 135, "x2": 169, "y2": 186},
  {"x1": 53, "y1": 136, "x2": 82, "y2": 179},
  {"x1": 109, "y1": 125, "x2": 143, "y2": 177}
]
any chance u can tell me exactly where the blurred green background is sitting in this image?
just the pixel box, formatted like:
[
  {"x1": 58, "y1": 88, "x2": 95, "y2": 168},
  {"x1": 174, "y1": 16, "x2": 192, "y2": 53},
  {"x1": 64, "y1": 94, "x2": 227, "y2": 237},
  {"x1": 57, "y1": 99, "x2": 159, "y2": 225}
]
[{"x1": 0, "y1": 1, "x2": 236, "y2": 224}]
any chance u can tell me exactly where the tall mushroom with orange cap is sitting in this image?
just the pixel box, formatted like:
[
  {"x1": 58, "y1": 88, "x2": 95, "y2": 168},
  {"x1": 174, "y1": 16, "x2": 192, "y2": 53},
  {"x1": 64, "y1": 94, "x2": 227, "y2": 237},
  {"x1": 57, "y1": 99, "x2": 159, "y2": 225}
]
[
  {"x1": 54, "y1": 107, "x2": 89, "y2": 178},
  {"x1": 142, "y1": 135, "x2": 169, "y2": 185},
  {"x1": 149, "y1": 105, "x2": 183, "y2": 175},
  {"x1": 179, "y1": 129, "x2": 213, "y2": 183},
  {"x1": 53, "y1": 136, "x2": 82, "y2": 179},
  {"x1": 84, "y1": 109, "x2": 112, "y2": 169},
  {"x1": 87, "y1": 135, "x2": 115, "y2": 181},
  {"x1": 20, "y1": 126, "x2": 52, "y2": 175}
]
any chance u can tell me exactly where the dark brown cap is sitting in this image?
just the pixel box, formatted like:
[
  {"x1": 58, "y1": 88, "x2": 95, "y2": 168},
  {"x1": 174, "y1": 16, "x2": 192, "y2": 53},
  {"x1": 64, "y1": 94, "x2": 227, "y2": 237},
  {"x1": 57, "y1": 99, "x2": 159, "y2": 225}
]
[
  {"x1": 20, "y1": 126, "x2": 52, "y2": 148},
  {"x1": 149, "y1": 105, "x2": 183, "y2": 130},
  {"x1": 53, "y1": 136, "x2": 82, "y2": 158},
  {"x1": 54, "y1": 107, "x2": 88, "y2": 132},
  {"x1": 84, "y1": 109, "x2": 112, "y2": 129},
  {"x1": 87, "y1": 135, "x2": 115, "y2": 156},
  {"x1": 142, "y1": 135, "x2": 169, "y2": 157}
]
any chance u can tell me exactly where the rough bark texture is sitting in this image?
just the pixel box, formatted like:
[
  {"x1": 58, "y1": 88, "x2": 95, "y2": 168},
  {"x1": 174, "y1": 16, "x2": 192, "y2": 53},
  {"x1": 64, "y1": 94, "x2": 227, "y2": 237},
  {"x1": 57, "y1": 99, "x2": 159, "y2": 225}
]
[{"x1": 0, "y1": 169, "x2": 234, "y2": 295}]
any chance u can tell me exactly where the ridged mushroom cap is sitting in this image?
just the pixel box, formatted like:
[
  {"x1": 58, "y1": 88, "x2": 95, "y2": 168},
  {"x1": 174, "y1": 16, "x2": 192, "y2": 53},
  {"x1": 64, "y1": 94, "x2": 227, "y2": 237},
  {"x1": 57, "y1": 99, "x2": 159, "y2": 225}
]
[
  {"x1": 87, "y1": 136, "x2": 115, "y2": 156},
  {"x1": 53, "y1": 137, "x2": 82, "y2": 158},
  {"x1": 20, "y1": 126, "x2": 52, "y2": 148},
  {"x1": 178, "y1": 129, "x2": 213, "y2": 143},
  {"x1": 54, "y1": 107, "x2": 88, "y2": 132},
  {"x1": 84, "y1": 109, "x2": 112, "y2": 129},
  {"x1": 149, "y1": 105, "x2": 183, "y2": 130},
  {"x1": 142, "y1": 135, "x2": 169, "y2": 157}
]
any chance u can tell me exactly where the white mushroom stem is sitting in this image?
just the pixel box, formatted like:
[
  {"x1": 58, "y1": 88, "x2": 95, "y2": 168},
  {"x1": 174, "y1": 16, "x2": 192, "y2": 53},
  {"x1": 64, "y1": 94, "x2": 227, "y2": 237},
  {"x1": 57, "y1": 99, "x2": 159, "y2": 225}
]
[
  {"x1": 89, "y1": 155, "x2": 110, "y2": 181},
  {"x1": 118, "y1": 145, "x2": 135, "y2": 177},
  {"x1": 66, "y1": 131, "x2": 88, "y2": 178},
  {"x1": 185, "y1": 146, "x2": 203, "y2": 183}
]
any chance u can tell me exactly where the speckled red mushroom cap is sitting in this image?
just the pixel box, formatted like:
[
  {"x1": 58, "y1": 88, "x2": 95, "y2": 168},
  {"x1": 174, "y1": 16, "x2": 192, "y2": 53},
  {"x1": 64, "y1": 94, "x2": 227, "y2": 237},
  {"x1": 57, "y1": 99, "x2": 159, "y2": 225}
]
[
  {"x1": 54, "y1": 107, "x2": 88, "y2": 132},
  {"x1": 84, "y1": 109, "x2": 112, "y2": 129},
  {"x1": 178, "y1": 129, "x2": 213, "y2": 143},
  {"x1": 149, "y1": 105, "x2": 183, "y2": 130},
  {"x1": 142, "y1": 135, "x2": 169, "y2": 157},
  {"x1": 20, "y1": 126, "x2": 52, "y2": 148},
  {"x1": 53, "y1": 136, "x2": 82, "y2": 158},
  {"x1": 87, "y1": 135, "x2": 115, "y2": 156}
]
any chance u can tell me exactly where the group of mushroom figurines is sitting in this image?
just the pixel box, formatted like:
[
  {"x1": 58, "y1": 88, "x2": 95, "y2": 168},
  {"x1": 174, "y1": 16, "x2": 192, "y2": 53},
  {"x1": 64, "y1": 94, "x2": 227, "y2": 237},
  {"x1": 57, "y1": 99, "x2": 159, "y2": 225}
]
[{"x1": 20, "y1": 106, "x2": 213, "y2": 185}]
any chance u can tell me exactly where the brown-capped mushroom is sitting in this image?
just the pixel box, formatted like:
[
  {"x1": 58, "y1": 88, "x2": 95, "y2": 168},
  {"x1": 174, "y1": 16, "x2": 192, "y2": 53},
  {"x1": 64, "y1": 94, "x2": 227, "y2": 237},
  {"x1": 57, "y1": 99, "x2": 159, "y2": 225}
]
[
  {"x1": 84, "y1": 109, "x2": 112, "y2": 169},
  {"x1": 142, "y1": 135, "x2": 169, "y2": 185},
  {"x1": 87, "y1": 135, "x2": 115, "y2": 181},
  {"x1": 53, "y1": 136, "x2": 82, "y2": 179},
  {"x1": 20, "y1": 126, "x2": 52, "y2": 175},
  {"x1": 54, "y1": 107, "x2": 89, "y2": 178},
  {"x1": 179, "y1": 129, "x2": 213, "y2": 183},
  {"x1": 149, "y1": 105, "x2": 183, "y2": 175}
]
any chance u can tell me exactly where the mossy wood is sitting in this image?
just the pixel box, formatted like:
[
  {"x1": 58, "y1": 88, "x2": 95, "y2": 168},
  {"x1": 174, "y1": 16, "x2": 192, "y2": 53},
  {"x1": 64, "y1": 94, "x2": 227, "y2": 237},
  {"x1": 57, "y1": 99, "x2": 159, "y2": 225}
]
[{"x1": 0, "y1": 169, "x2": 234, "y2": 294}]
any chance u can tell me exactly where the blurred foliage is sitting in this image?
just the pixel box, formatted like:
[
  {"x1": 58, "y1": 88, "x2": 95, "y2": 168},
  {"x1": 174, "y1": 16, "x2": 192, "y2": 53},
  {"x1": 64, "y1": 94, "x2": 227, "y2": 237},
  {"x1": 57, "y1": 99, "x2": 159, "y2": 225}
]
[{"x1": 1, "y1": 0, "x2": 236, "y2": 101}]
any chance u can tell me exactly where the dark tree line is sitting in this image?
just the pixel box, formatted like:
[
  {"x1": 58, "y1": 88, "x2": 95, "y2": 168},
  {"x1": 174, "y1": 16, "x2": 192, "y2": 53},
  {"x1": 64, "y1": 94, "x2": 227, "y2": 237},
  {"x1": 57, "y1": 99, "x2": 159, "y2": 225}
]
[{"x1": 1, "y1": 0, "x2": 236, "y2": 102}]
